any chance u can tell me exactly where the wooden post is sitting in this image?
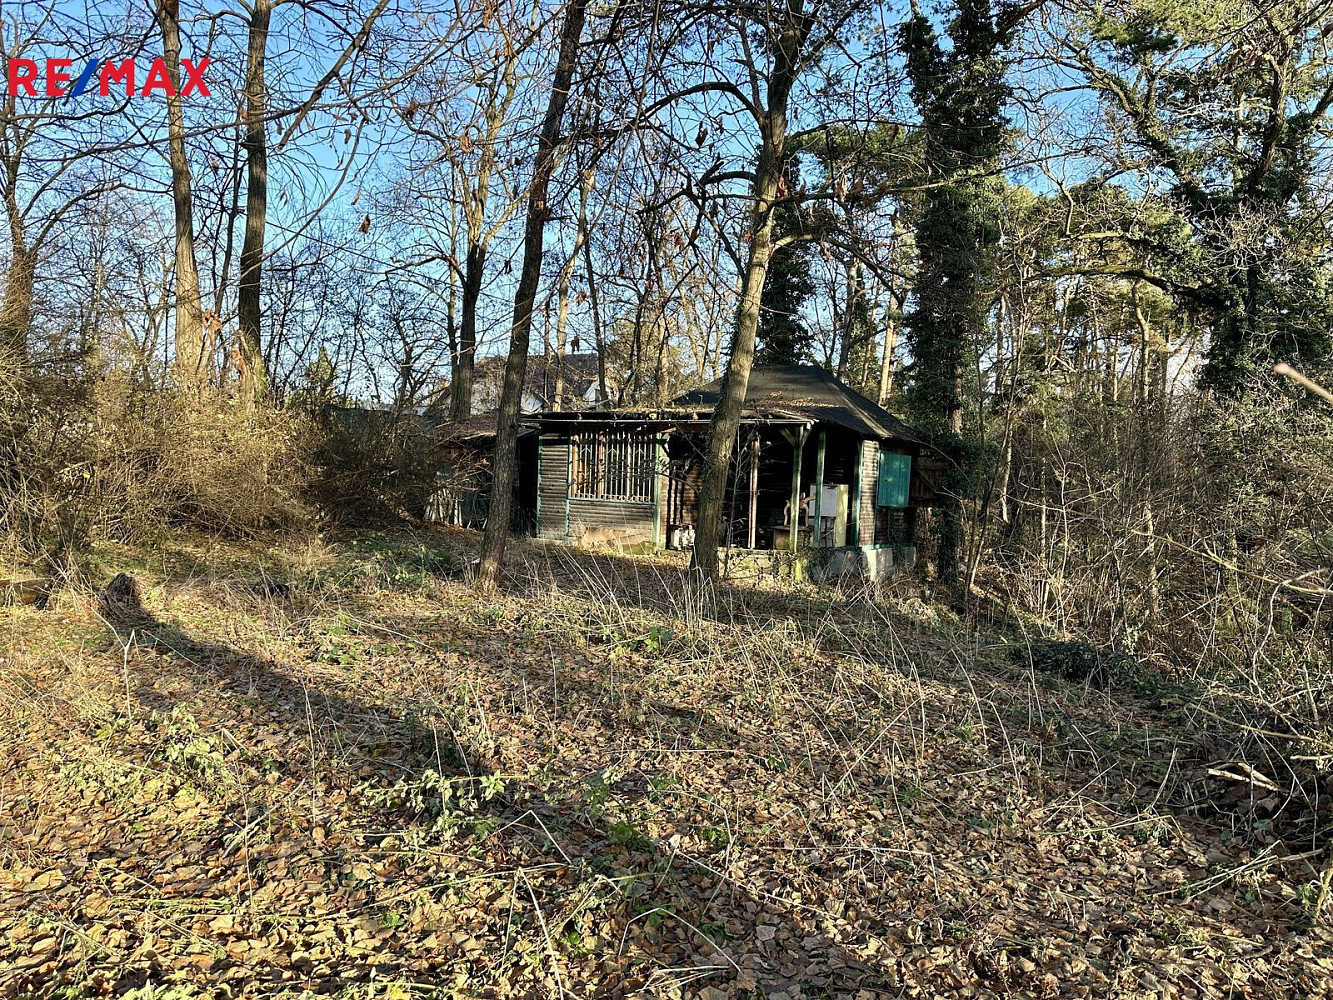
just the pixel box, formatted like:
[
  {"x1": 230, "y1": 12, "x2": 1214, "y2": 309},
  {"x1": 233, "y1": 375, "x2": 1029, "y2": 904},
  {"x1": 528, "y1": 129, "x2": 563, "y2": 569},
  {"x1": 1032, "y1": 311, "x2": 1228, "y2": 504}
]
[
  {"x1": 812, "y1": 428, "x2": 826, "y2": 547},
  {"x1": 746, "y1": 430, "x2": 759, "y2": 549},
  {"x1": 653, "y1": 433, "x2": 666, "y2": 548},
  {"x1": 789, "y1": 425, "x2": 807, "y2": 554},
  {"x1": 849, "y1": 439, "x2": 862, "y2": 546}
]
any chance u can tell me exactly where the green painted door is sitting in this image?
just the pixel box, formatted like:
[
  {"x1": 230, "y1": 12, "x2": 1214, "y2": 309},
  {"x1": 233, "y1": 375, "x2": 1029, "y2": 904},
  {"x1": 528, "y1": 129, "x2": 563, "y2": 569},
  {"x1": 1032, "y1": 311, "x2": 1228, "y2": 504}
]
[{"x1": 877, "y1": 450, "x2": 911, "y2": 508}]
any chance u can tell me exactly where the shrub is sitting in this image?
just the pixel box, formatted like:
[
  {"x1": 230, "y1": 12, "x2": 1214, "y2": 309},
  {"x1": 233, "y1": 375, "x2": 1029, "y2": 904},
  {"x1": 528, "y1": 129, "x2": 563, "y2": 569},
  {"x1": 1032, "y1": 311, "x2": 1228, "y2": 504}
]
[
  {"x1": 987, "y1": 383, "x2": 1333, "y2": 838},
  {"x1": 1016, "y1": 639, "x2": 1152, "y2": 691},
  {"x1": 1, "y1": 371, "x2": 315, "y2": 569},
  {"x1": 302, "y1": 404, "x2": 442, "y2": 525}
]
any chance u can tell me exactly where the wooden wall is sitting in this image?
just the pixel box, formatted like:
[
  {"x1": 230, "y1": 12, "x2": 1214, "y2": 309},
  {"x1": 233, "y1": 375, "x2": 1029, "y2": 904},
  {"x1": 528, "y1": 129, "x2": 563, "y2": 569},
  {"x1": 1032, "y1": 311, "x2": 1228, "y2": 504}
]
[
  {"x1": 567, "y1": 498, "x2": 656, "y2": 540},
  {"x1": 536, "y1": 433, "x2": 658, "y2": 542},
  {"x1": 538, "y1": 426, "x2": 933, "y2": 549},
  {"x1": 665, "y1": 438, "x2": 703, "y2": 529},
  {"x1": 858, "y1": 443, "x2": 878, "y2": 545},
  {"x1": 859, "y1": 442, "x2": 923, "y2": 545},
  {"x1": 537, "y1": 437, "x2": 570, "y2": 538},
  {"x1": 910, "y1": 453, "x2": 947, "y2": 506}
]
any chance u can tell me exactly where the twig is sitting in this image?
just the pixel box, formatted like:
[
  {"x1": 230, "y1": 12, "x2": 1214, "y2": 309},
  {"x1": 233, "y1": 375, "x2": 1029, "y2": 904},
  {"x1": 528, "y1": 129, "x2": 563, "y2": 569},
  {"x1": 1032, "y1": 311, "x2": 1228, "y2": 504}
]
[
  {"x1": 1206, "y1": 761, "x2": 1283, "y2": 793},
  {"x1": 122, "y1": 630, "x2": 135, "y2": 718},
  {"x1": 1316, "y1": 847, "x2": 1333, "y2": 924},
  {"x1": 1274, "y1": 363, "x2": 1333, "y2": 407},
  {"x1": 522, "y1": 870, "x2": 568, "y2": 999}
]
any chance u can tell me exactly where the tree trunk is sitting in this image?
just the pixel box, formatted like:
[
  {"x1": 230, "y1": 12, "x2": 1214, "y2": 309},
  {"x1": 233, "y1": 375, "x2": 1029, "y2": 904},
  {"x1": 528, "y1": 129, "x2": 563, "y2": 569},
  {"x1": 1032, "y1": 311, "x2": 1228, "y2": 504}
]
[
  {"x1": 580, "y1": 205, "x2": 607, "y2": 403},
  {"x1": 692, "y1": 3, "x2": 804, "y2": 578},
  {"x1": 157, "y1": 0, "x2": 208, "y2": 389},
  {"x1": 0, "y1": 245, "x2": 33, "y2": 367},
  {"x1": 1132, "y1": 283, "x2": 1160, "y2": 621},
  {"x1": 878, "y1": 278, "x2": 900, "y2": 404},
  {"x1": 476, "y1": 0, "x2": 588, "y2": 589},
  {"x1": 0, "y1": 148, "x2": 32, "y2": 366},
  {"x1": 214, "y1": 120, "x2": 245, "y2": 321},
  {"x1": 446, "y1": 67, "x2": 514, "y2": 422},
  {"x1": 627, "y1": 279, "x2": 649, "y2": 404},
  {"x1": 692, "y1": 208, "x2": 781, "y2": 578},
  {"x1": 552, "y1": 249, "x2": 580, "y2": 408},
  {"x1": 0, "y1": 215, "x2": 32, "y2": 524},
  {"x1": 236, "y1": 0, "x2": 272, "y2": 403},
  {"x1": 836, "y1": 259, "x2": 860, "y2": 379},
  {"x1": 553, "y1": 166, "x2": 594, "y2": 409},
  {"x1": 443, "y1": 258, "x2": 458, "y2": 403},
  {"x1": 449, "y1": 242, "x2": 484, "y2": 420}
]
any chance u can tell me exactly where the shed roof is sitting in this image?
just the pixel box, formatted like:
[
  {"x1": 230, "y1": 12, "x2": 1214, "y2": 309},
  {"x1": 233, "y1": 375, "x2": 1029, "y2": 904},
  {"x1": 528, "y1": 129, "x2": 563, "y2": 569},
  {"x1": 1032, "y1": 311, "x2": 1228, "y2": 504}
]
[
  {"x1": 672, "y1": 365, "x2": 926, "y2": 444},
  {"x1": 431, "y1": 411, "x2": 501, "y2": 443},
  {"x1": 428, "y1": 410, "x2": 538, "y2": 446}
]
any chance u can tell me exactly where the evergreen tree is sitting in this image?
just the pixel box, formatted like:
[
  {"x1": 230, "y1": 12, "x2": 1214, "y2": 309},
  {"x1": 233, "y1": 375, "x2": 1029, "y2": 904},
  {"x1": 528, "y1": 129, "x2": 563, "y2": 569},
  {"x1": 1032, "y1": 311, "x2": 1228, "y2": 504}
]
[
  {"x1": 1068, "y1": 0, "x2": 1333, "y2": 396},
  {"x1": 900, "y1": 0, "x2": 1018, "y2": 581},
  {"x1": 756, "y1": 157, "x2": 817, "y2": 365},
  {"x1": 843, "y1": 270, "x2": 879, "y2": 394}
]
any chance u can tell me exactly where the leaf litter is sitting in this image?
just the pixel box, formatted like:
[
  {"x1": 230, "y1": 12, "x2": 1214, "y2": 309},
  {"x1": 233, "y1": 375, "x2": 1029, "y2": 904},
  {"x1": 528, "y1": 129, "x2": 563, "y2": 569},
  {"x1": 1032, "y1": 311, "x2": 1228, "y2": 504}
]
[{"x1": 0, "y1": 529, "x2": 1329, "y2": 998}]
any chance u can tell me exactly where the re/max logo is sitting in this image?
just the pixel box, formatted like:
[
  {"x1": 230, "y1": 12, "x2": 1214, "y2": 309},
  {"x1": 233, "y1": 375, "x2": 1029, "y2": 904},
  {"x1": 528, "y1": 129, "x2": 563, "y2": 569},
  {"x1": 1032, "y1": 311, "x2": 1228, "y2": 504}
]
[{"x1": 6, "y1": 58, "x2": 211, "y2": 98}]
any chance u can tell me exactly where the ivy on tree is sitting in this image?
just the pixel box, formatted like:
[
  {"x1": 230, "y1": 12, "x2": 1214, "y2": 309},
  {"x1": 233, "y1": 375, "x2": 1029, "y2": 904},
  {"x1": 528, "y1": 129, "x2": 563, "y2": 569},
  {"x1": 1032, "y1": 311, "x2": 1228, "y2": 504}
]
[
  {"x1": 900, "y1": 0, "x2": 1017, "y2": 580},
  {"x1": 756, "y1": 156, "x2": 817, "y2": 365}
]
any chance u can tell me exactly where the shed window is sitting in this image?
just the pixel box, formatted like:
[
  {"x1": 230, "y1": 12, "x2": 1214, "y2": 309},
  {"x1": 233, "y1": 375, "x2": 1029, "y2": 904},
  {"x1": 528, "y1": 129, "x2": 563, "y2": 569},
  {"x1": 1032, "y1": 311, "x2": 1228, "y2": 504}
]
[
  {"x1": 877, "y1": 450, "x2": 911, "y2": 508},
  {"x1": 571, "y1": 431, "x2": 655, "y2": 502}
]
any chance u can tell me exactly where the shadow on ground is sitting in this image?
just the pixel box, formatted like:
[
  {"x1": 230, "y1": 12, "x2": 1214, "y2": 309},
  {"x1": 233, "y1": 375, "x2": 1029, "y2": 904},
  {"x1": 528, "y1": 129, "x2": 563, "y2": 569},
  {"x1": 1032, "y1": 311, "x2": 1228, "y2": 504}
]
[
  {"x1": 1, "y1": 533, "x2": 1325, "y2": 999},
  {"x1": 22, "y1": 568, "x2": 892, "y2": 997}
]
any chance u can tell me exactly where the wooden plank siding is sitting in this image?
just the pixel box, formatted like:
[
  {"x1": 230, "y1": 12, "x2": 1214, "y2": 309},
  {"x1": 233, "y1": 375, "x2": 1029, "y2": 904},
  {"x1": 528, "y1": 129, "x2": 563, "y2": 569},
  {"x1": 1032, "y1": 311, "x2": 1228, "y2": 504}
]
[
  {"x1": 858, "y1": 443, "x2": 878, "y2": 545},
  {"x1": 537, "y1": 425, "x2": 933, "y2": 548},
  {"x1": 537, "y1": 437, "x2": 571, "y2": 538},
  {"x1": 566, "y1": 498, "x2": 656, "y2": 540},
  {"x1": 666, "y1": 450, "x2": 703, "y2": 529},
  {"x1": 536, "y1": 432, "x2": 657, "y2": 542},
  {"x1": 857, "y1": 442, "x2": 921, "y2": 545},
  {"x1": 910, "y1": 453, "x2": 948, "y2": 506}
]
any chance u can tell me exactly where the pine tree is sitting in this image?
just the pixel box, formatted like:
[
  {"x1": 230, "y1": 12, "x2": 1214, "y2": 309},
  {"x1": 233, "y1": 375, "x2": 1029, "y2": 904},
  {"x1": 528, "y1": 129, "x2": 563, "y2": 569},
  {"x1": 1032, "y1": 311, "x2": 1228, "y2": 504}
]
[{"x1": 1069, "y1": 0, "x2": 1333, "y2": 396}]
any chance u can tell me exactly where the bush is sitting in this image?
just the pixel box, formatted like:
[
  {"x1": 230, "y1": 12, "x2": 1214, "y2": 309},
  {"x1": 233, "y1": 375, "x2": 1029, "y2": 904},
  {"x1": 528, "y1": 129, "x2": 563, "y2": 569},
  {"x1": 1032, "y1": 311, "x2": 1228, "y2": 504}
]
[
  {"x1": 1, "y1": 370, "x2": 316, "y2": 570},
  {"x1": 302, "y1": 404, "x2": 442, "y2": 525},
  {"x1": 1016, "y1": 639, "x2": 1153, "y2": 692},
  {"x1": 108, "y1": 394, "x2": 315, "y2": 539},
  {"x1": 987, "y1": 382, "x2": 1333, "y2": 838},
  {"x1": 1, "y1": 362, "x2": 458, "y2": 573}
]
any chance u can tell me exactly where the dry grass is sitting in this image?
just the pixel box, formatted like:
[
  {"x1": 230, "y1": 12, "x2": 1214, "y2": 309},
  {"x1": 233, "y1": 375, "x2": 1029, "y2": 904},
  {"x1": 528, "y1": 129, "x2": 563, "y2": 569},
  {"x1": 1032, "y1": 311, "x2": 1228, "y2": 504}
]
[{"x1": 1, "y1": 528, "x2": 1330, "y2": 999}]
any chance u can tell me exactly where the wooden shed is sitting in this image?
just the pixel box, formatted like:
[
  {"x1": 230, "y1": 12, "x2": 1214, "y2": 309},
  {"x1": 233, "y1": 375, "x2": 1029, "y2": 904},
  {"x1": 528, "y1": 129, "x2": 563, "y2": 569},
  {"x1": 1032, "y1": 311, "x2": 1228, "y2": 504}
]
[
  {"x1": 428, "y1": 411, "x2": 538, "y2": 533},
  {"x1": 526, "y1": 365, "x2": 945, "y2": 578}
]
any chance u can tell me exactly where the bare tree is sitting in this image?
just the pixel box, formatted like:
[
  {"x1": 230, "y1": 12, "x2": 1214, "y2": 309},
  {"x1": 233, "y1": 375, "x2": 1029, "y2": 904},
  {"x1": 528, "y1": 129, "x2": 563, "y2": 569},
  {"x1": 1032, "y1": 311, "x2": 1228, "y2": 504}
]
[
  {"x1": 477, "y1": 0, "x2": 590, "y2": 589},
  {"x1": 235, "y1": 0, "x2": 273, "y2": 402},
  {"x1": 0, "y1": 5, "x2": 127, "y2": 367},
  {"x1": 234, "y1": 0, "x2": 391, "y2": 402},
  {"x1": 383, "y1": 3, "x2": 534, "y2": 422},
  {"x1": 691, "y1": 0, "x2": 839, "y2": 578},
  {"x1": 545, "y1": 164, "x2": 594, "y2": 408},
  {"x1": 155, "y1": 0, "x2": 208, "y2": 388}
]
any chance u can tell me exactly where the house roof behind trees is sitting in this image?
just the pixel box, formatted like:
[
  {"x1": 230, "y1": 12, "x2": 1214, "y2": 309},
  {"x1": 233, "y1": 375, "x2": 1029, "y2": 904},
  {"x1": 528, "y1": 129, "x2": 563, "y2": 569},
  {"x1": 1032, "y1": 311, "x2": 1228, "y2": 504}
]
[
  {"x1": 432, "y1": 352, "x2": 604, "y2": 415},
  {"x1": 522, "y1": 352, "x2": 602, "y2": 408}
]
